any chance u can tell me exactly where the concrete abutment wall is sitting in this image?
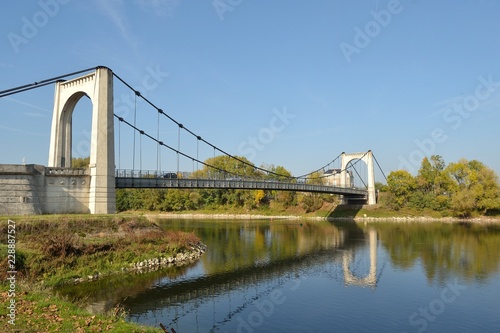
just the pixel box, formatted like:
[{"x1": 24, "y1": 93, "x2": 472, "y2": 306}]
[{"x1": 0, "y1": 164, "x2": 91, "y2": 215}]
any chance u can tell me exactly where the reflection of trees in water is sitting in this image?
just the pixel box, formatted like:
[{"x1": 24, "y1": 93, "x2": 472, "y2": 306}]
[
  {"x1": 163, "y1": 220, "x2": 347, "y2": 275},
  {"x1": 374, "y1": 222, "x2": 500, "y2": 283},
  {"x1": 58, "y1": 220, "x2": 353, "y2": 316},
  {"x1": 125, "y1": 221, "x2": 349, "y2": 305}
]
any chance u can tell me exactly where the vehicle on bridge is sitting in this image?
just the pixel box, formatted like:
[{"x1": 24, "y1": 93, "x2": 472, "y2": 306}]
[{"x1": 160, "y1": 172, "x2": 178, "y2": 179}]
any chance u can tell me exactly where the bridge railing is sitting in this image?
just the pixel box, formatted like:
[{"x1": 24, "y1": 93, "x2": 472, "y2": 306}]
[
  {"x1": 115, "y1": 169, "x2": 192, "y2": 179},
  {"x1": 115, "y1": 169, "x2": 308, "y2": 183},
  {"x1": 45, "y1": 167, "x2": 90, "y2": 176}
]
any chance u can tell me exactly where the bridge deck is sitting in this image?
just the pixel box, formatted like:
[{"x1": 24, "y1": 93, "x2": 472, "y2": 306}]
[{"x1": 115, "y1": 177, "x2": 368, "y2": 197}]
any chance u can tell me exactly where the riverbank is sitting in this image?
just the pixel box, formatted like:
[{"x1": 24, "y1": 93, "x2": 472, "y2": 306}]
[
  {"x1": 0, "y1": 215, "x2": 206, "y2": 332},
  {"x1": 0, "y1": 282, "x2": 163, "y2": 333},
  {"x1": 142, "y1": 203, "x2": 500, "y2": 224},
  {"x1": 147, "y1": 213, "x2": 500, "y2": 224}
]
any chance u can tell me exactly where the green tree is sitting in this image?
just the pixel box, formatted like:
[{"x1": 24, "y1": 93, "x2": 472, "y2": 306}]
[
  {"x1": 116, "y1": 189, "x2": 132, "y2": 212},
  {"x1": 189, "y1": 155, "x2": 261, "y2": 209},
  {"x1": 262, "y1": 164, "x2": 293, "y2": 181},
  {"x1": 159, "y1": 190, "x2": 191, "y2": 211},
  {"x1": 416, "y1": 157, "x2": 434, "y2": 193},
  {"x1": 193, "y1": 155, "x2": 257, "y2": 179},
  {"x1": 298, "y1": 193, "x2": 323, "y2": 213},
  {"x1": 273, "y1": 190, "x2": 296, "y2": 208},
  {"x1": 139, "y1": 189, "x2": 164, "y2": 210},
  {"x1": 306, "y1": 171, "x2": 325, "y2": 185},
  {"x1": 71, "y1": 156, "x2": 90, "y2": 168},
  {"x1": 375, "y1": 182, "x2": 388, "y2": 192},
  {"x1": 416, "y1": 155, "x2": 447, "y2": 194},
  {"x1": 262, "y1": 164, "x2": 296, "y2": 208},
  {"x1": 387, "y1": 170, "x2": 417, "y2": 209},
  {"x1": 188, "y1": 191, "x2": 202, "y2": 209},
  {"x1": 411, "y1": 155, "x2": 451, "y2": 210}
]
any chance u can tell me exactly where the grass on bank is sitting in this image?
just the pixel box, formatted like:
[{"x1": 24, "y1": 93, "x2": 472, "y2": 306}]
[
  {"x1": 1, "y1": 215, "x2": 200, "y2": 287},
  {"x1": 0, "y1": 215, "x2": 201, "y2": 333},
  {"x1": 0, "y1": 281, "x2": 162, "y2": 333}
]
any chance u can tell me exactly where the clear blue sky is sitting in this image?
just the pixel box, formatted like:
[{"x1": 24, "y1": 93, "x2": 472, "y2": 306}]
[{"x1": 1, "y1": 0, "x2": 500, "y2": 182}]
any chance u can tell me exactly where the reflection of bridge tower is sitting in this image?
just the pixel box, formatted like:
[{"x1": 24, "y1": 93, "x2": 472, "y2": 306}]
[
  {"x1": 340, "y1": 151, "x2": 376, "y2": 204},
  {"x1": 343, "y1": 229, "x2": 377, "y2": 288}
]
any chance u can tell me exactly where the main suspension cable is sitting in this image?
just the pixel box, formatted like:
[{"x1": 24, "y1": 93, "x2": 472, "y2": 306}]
[
  {"x1": 114, "y1": 114, "x2": 246, "y2": 178},
  {"x1": 0, "y1": 66, "x2": 99, "y2": 98},
  {"x1": 112, "y1": 72, "x2": 300, "y2": 180},
  {"x1": 373, "y1": 153, "x2": 388, "y2": 182},
  {"x1": 295, "y1": 153, "x2": 342, "y2": 179}
]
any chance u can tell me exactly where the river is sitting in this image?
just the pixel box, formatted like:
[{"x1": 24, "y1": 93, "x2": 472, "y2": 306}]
[{"x1": 57, "y1": 219, "x2": 500, "y2": 332}]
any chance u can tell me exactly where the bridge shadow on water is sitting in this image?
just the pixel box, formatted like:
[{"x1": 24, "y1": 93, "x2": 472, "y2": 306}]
[
  {"x1": 324, "y1": 203, "x2": 369, "y2": 257},
  {"x1": 325, "y1": 204, "x2": 364, "y2": 222}
]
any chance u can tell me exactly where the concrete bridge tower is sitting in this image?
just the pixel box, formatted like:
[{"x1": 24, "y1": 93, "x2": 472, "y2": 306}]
[
  {"x1": 48, "y1": 67, "x2": 116, "y2": 214},
  {"x1": 340, "y1": 151, "x2": 376, "y2": 205}
]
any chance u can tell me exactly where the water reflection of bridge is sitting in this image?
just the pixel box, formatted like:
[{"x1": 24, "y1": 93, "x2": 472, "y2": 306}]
[
  {"x1": 67, "y1": 224, "x2": 382, "y2": 324},
  {"x1": 124, "y1": 241, "x2": 345, "y2": 312},
  {"x1": 77, "y1": 225, "x2": 346, "y2": 314},
  {"x1": 124, "y1": 227, "x2": 381, "y2": 315},
  {"x1": 343, "y1": 228, "x2": 378, "y2": 288}
]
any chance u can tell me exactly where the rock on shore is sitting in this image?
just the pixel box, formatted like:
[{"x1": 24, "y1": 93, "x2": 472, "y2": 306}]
[{"x1": 73, "y1": 242, "x2": 208, "y2": 284}]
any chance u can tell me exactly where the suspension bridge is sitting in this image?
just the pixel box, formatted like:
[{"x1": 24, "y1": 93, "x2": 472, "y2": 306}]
[{"x1": 0, "y1": 66, "x2": 386, "y2": 215}]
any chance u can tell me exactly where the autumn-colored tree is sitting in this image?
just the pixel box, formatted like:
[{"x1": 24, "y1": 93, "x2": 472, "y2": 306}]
[
  {"x1": 446, "y1": 159, "x2": 500, "y2": 217},
  {"x1": 254, "y1": 190, "x2": 266, "y2": 206}
]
